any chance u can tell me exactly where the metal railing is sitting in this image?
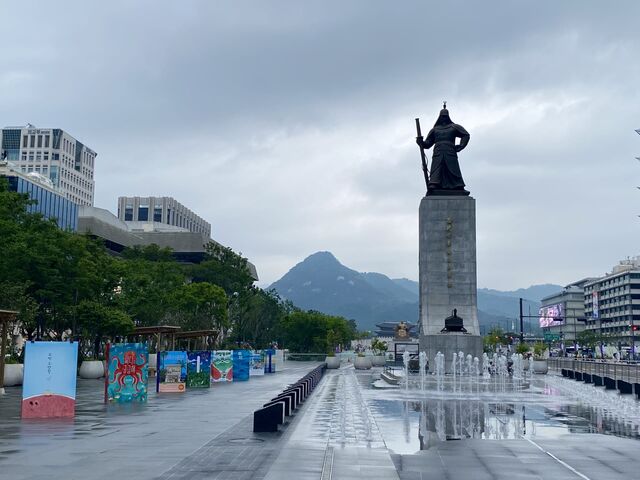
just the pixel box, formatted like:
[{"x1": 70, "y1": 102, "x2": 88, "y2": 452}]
[
  {"x1": 548, "y1": 358, "x2": 640, "y2": 384},
  {"x1": 284, "y1": 352, "x2": 328, "y2": 362}
]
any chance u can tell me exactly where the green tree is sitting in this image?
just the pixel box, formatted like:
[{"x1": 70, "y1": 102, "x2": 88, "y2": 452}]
[
  {"x1": 117, "y1": 245, "x2": 185, "y2": 326},
  {"x1": 576, "y1": 330, "x2": 604, "y2": 349},
  {"x1": 166, "y1": 282, "x2": 228, "y2": 331},
  {"x1": 188, "y1": 243, "x2": 254, "y2": 296},
  {"x1": 75, "y1": 300, "x2": 135, "y2": 359},
  {"x1": 0, "y1": 179, "x2": 121, "y2": 339},
  {"x1": 278, "y1": 310, "x2": 356, "y2": 353},
  {"x1": 227, "y1": 288, "x2": 284, "y2": 348},
  {"x1": 483, "y1": 327, "x2": 508, "y2": 351}
]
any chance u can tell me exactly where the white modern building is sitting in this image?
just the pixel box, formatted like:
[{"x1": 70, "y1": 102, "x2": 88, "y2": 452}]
[
  {"x1": 0, "y1": 125, "x2": 96, "y2": 206},
  {"x1": 584, "y1": 257, "x2": 640, "y2": 348},
  {"x1": 117, "y1": 196, "x2": 211, "y2": 238},
  {"x1": 540, "y1": 279, "x2": 592, "y2": 344}
]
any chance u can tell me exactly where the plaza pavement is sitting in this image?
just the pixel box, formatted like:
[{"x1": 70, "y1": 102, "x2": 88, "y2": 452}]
[
  {"x1": 265, "y1": 367, "x2": 640, "y2": 480},
  {"x1": 4, "y1": 362, "x2": 640, "y2": 479},
  {"x1": 0, "y1": 361, "x2": 321, "y2": 480}
]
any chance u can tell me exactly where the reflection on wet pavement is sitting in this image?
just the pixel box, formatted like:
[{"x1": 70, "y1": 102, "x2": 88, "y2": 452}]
[{"x1": 360, "y1": 369, "x2": 640, "y2": 455}]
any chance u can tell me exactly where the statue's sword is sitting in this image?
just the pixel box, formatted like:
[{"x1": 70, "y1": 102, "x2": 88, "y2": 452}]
[{"x1": 415, "y1": 118, "x2": 429, "y2": 188}]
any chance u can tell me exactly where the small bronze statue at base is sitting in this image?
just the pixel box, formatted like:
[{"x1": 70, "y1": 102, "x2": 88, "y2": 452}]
[{"x1": 441, "y1": 308, "x2": 468, "y2": 333}]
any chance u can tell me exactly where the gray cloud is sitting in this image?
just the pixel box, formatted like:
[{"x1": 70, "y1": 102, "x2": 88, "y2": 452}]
[{"x1": 2, "y1": 1, "x2": 639, "y2": 289}]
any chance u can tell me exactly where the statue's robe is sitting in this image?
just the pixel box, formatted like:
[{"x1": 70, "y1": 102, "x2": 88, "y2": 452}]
[{"x1": 423, "y1": 123, "x2": 470, "y2": 191}]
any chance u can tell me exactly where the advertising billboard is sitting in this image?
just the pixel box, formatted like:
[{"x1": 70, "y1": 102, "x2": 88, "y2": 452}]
[
  {"x1": 539, "y1": 304, "x2": 564, "y2": 328},
  {"x1": 592, "y1": 291, "x2": 599, "y2": 319}
]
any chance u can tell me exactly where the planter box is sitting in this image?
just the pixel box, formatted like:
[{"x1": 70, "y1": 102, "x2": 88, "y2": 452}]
[
  {"x1": 354, "y1": 357, "x2": 372, "y2": 370},
  {"x1": 79, "y1": 360, "x2": 105, "y2": 379},
  {"x1": 371, "y1": 355, "x2": 386, "y2": 367},
  {"x1": 532, "y1": 359, "x2": 548, "y2": 374},
  {"x1": 325, "y1": 356, "x2": 340, "y2": 369},
  {"x1": 3, "y1": 364, "x2": 23, "y2": 386}
]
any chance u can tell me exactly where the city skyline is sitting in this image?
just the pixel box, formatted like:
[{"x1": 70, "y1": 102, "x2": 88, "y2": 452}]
[{"x1": 2, "y1": 1, "x2": 639, "y2": 289}]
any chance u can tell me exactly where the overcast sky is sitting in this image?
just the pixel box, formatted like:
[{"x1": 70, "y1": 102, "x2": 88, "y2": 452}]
[{"x1": 2, "y1": 1, "x2": 639, "y2": 290}]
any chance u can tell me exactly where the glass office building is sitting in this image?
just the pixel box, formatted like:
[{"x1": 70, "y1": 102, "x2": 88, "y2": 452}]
[
  {"x1": 4, "y1": 172, "x2": 78, "y2": 231},
  {"x1": 1, "y1": 125, "x2": 96, "y2": 206}
]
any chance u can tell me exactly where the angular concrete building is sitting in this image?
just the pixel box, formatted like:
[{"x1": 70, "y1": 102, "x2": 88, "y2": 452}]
[{"x1": 117, "y1": 196, "x2": 211, "y2": 238}]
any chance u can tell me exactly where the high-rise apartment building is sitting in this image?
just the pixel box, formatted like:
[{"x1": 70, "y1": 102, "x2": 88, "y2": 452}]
[
  {"x1": 584, "y1": 257, "x2": 640, "y2": 348},
  {"x1": 0, "y1": 125, "x2": 96, "y2": 206},
  {"x1": 117, "y1": 196, "x2": 211, "y2": 238}
]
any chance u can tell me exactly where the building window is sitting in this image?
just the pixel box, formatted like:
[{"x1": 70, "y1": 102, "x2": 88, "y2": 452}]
[
  {"x1": 124, "y1": 207, "x2": 133, "y2": 221},
  {"x1": 21, "y1": 152, "x2": 27, "y2": 161},
  {"x1": 37, "y1": 135, "x2": 42, "y2": 148},
  {"x1": 30, "y1": 135, "x2": 35, "y2": 148},
  {"x1": 28, "y1": 153, "x2": 34, "y2": 161},
  {"x1": 138, "y1": 207, "x2": 149, "y2": 221},
  {"x1": 153, "y1": 207, "x2": 162, "y2": 222},
  {"x1": 22, "y1": 135, "x2": 28, "y2": 148}
]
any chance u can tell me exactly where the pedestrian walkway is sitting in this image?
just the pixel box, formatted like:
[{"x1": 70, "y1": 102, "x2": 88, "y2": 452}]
[
  {"x1": 0, "y1": 362, "x2": 320, "y2": 480},
  {"x1": 264, "y1": 366, "x2": 400, "y2": 480}
]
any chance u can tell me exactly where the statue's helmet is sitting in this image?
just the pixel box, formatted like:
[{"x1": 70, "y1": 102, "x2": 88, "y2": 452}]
[{"x1": 434, "y1": 107, "x2": 452, "y2": 127}]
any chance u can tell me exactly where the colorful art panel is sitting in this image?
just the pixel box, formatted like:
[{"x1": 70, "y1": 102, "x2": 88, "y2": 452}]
[
  {"x1": 232, "y1": 350, "x2": 251, "y2": 381},
  {"x1": 105, "y1": 343, "x2": 148, "y2": 403},
  {"x1": 22, "y1": 341, "x2": 78, "y2": 419},
  {"x1": 187, "y1": 351, "x2": 211, "y2": 388},
  {"x1": 157, "y1": 351, "x2": 188, "y2": 393},
  {"x1": 250, "y1": 351, "x2": 265, "y2": 376},
  {"x1": 211, "y1": 350, "x2": 233, "y2": 383},
  {"x1": 265, "y1": 349, "x2": 276, "y2": 373}
]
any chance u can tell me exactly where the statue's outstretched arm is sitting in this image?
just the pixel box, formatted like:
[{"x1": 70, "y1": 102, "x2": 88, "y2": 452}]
[{"x1": 454, "y1": 124, "x2": 470, "y2": 152}]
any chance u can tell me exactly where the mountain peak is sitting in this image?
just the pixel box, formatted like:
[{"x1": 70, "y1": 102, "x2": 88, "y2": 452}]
[
  {"x1": 304, "y1": 251, "x2": 340, "y2": 264},
  {"x1": 269, "y1": 252, "x2": 550, "y2": 334}
]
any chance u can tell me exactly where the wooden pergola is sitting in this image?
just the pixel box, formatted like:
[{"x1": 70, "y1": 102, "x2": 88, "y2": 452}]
[
  {"x1": 174, "y1": 329, "x2": 219, "y2": 351},
  {"x1": 129, "y1": 326, "x2": 181, "y2": 352},
  {"x1": 0, "y1": 310, "x2": 18, "y2": 394}
]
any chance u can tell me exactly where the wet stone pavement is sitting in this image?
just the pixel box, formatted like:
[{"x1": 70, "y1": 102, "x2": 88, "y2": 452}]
[
  {"x1": 265, "y1": 366, "x2": 640, "y2": 479},
  {"x1": 4, "y1": 363, "x2": 640, "y2": 479},
  {"x1": 0, "y1": 362, "x2": 322, "y2": 480}
]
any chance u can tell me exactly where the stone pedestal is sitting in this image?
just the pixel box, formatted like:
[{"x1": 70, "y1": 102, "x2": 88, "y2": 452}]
[{"x1": 418, "y1": 195, "x2": 482, "y2": 369}]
